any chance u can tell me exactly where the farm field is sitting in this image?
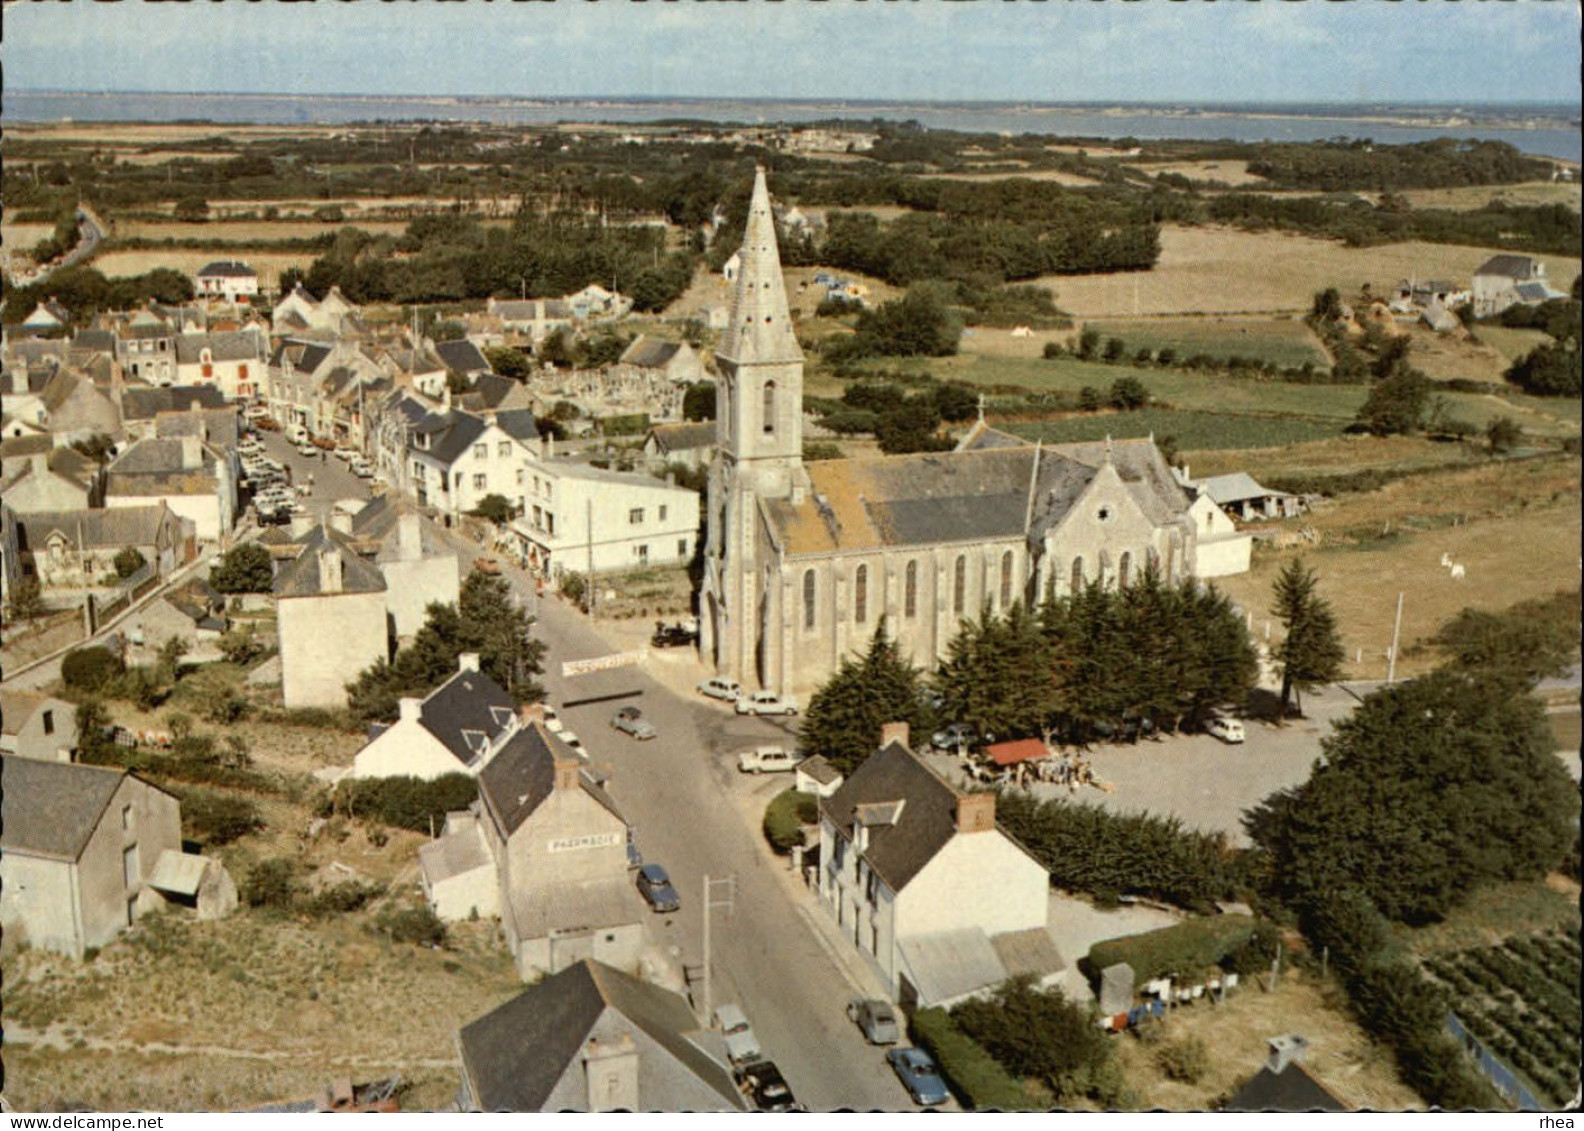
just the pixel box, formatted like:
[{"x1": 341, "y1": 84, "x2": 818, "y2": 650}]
[
  {"x1": 1396, "y1": 181, "x2": 1582, "y2": 213},
  {"x1": 2, "y1": 223, "x2": 56, "y2": 250},
  {"x1": 930, "y1": 168, "x2": 1100, "y2": 186},
  {"x1": 1108, "y1": 968, "x2": 1421, "y2": 1111},
  {"x1": 1209, "y1": 458, "x2": 1582, "y2": 681},
  {"x1": 1126, "y1": 160, "x2": 1271, "y2": 187},
  {"x1": 1042, "y1": 226, "x2": 1582, "y2": 318},
  {"x1": 112, "y1": 219, "x2": 416, "y2": 241},
  {"x1": 93, "y1": 250, "x2": 312, "y2": 288},
  {"x1": 1473, "y1": 325, "x2": 1552, "y2": 362},
  {"x1": 1183, "y1": 435, "x2": 1487, "y2": 481},
  {"x1": 1422, "y1": 931, "x2": 1581, "y2": 1109},
  {"x1": 1404, "y1": 325, "x2": 1521, "y2": 385},
  {"x1": 1085, "y1": 318, "x2": 1330, "y2": 369},
  {"x1": 1004, "y1": 410, "x2": 1342, "y2": 452}
]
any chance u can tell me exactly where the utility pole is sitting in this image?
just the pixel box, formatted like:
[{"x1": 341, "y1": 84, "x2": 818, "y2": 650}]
[
  {"x1": 1386, "y1": 591, "x2": 1404, "y2": 684},
  {"x1": 586, "y1": 495, "x2": 595, "y2": 617},
  {"x1": 700, "y1": 874, "x2": 736, "y2": 1026}
]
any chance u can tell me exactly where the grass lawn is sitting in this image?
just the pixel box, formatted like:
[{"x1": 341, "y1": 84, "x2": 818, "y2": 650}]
[
  {"x1": 1396, "y1": 879, "x2": 1582, "y2": 959},
  {"x1": 94, "y1": 249, "x2": 312, "y2": 289},
  {"x1": 1085, "y1": 318, "x2": 1330, "y2": 370},
  {"x1": 1181, "y1": 435, "x2": 1483, "y2": 481},
  {"x1": 1473, "y1": 325, "x2": 1552, "y2": 363},
  {"x1": 1004, "y1": 410, "x2": 1342, "y2": 452}
]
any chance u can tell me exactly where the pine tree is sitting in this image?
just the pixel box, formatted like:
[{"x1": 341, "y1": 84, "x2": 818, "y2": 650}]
[
  {"x1": 799, "y1": 620, "x2": 931, "y2": 775},
  {"x1": 1270, "y1": 559, "x2": 1345, "y2": 720}
]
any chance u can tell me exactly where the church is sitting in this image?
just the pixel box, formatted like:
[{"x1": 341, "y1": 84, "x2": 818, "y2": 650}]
[{"x1": 700, "y1": 170, "x2": 1228, "y2": 698}]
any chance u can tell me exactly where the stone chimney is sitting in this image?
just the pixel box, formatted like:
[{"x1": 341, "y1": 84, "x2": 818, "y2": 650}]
[
  {"x1": 397, "y1": 512, "x2": 422, "y2": 560},
  {"x1": 485, "y1": 411, "x2": 498, "y2": 429},
  {"x1": 179, "y1": 434, "x2": 203, "y2": 470},
  {"x1": 879, "y1": 722, "x2": 909, "y2": 750},
  {"x1": 554, "y1": 754, "x2": 582, "y2": 793},
  {"x1": 457, "y1": 652, "x2": 480, "y2": 673},
  {"x1": 541, "y1": 432, "x2": 555, "y2": 461},
  {"x1": 582, "y1": 1032, "x2": 639, "y2": 1113},
  {"x1": 317, "y1": 548, "x2": 343, "y2": 594},
  {"x1": 955, "y1": 791, "x2": 996, "y2": 834},
  {"x1": 398, "y1": 697, "x2": 423, "y2": 724},
  {"x1": 518, "y1": 703, "x2": 546, "y2": 725},
  {"x1": 1267, "y1": 1034, "x2": 1309, "y2": 1075},
  {"x1": 441, "y1": 384, "x2": 452, "y2": 413}
]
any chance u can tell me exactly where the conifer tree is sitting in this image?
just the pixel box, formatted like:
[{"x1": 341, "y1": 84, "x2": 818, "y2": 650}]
[
  {"x1": 799, "y1": 619, "x2": 931, "y2": 774},
  {"x1": 1270, "y1": 559, "x2": 1345, "y2": 720}
]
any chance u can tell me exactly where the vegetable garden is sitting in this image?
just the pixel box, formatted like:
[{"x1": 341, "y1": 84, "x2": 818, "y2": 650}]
[{"x1": 1422, "y1": 930, "x2": 1582, "y2": 1109}]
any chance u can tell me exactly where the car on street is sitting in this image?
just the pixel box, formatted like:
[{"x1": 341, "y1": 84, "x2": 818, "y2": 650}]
[
  {"x1": 635, "y1": 864, "x2": 680, "y2": 913},
  {"x1": 886, "y1": 1048, "x2": 949, "y2": 1106},
  {"x1": 295, "y1": 442, "x2": 317, "y2": 458},
  {"x1": 351, "y1": 459, "x2": 375, "y2": 478},
  {"x1": 713, "y1": 1004, "x2": 762, "y2": 1066},
  {"x1": 334, "y1": 447, "x2": 358, "y2": 461},
  {"x1": 734, "y1": 1061, "x2": 800, "y2": 1113},
  {"x1": 1206, "y1": 715, "x2": 1246, "y2": 744},
  {"x1": 847, "y1": 999, "x2": 901, "y2": 1045},
  {"x1": 737, "y1": 746, "x2": 799, "y2": 774},
  {"x1": 558, "y1": 730, "x2": 584, "y2": 754},
  {"x1": 697, "y1": 677, "x2": 742, "y2": 703},
  {"x1": 931, "y1": 723, "x2": 978, "y2": 750},
  {"x1": 651, "y1": 620, "x2": 698, "y2": 648},
  {"x1": 734, "y1": 690, "x2": 799, "y2": 717},
  {"x1": 256, "y1": 508, "x2": 291, "y2": 526},
  {"x1": 611, "y1": 706, "x2": 657, "y2": 741}
]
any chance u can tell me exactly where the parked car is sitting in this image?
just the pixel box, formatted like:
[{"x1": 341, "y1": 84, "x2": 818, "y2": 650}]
[
  {"x1": 734, "y1": 690, "x2": 799, "y2": 717},
  {"x1": 847, "y1": 999, "x2": 900, "y2": 1045},
  {"x1": 713, "y1": 1005, "x2": 762, "y2": 1066},
  {"x1": 1207, "y1": 715, "x2": 1246, "y2": 744},
  {"x1": 651, "y1": 620, "x2": 698, "y2": 648},
  {"x1": 558, "y1": 730, "x2": 584, "y2": 754},
  {"x1": 295, "y1": 442, "x2": 317, "y2": 458},
  {"x1": 931, "y1": 723, "x2": 978, "y2": 750},
  {"x1": 886, "y1": 1048, "x2": 949, "y2": 1106},
  {"x1": 697, "y1": 677, "x2": 743, "y2": 703},
  {"x1": 611, "y1": 706, "x2": 657, "y2": 741},
  {"x1": 734, "y1": 1061, "x2": 800, "y2": 1113},
  {"x1": 256, "y1": 508, "x2": 292, "y2": 527},
  {"x1": 334, "y1": 447, "x2": 358, "y2": 461},
  {"x1": 737, "y1": 746, "x2": 798, "y2": 774},
  {"x1": 635, "y1": 864, "x2": 680, "y2": 913},
  {"x1": 351, "y1": 459, "x2": 375, "y2": 478}
]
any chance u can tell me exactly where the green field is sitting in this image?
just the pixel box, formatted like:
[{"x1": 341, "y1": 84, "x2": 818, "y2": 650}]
[
  {"x1": 1086, "y1": 318, "x2": 1330, "y2": 370},
  {"x1": 1473, "y1": 326, "x2": 1552, "y2": 363},
  {"x1": 1003, "y1": 409, "x2": 1343, "y2": 451}
]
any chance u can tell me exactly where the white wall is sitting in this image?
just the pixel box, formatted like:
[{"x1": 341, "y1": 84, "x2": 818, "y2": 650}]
[
  {"x1": 381, "y1": 553, "x2": 461, "y2": 640},
  {"x1": 107, "y1": 492, "x2": 222, "y2": 543},
  {"x1": 512, "y1": 470, "x2": 698, "y2": 575},
  {"x1": 894, "y1": 830, "x2": 1047, "y2": 940},
  {"x1": 278, "y1": 590, "x2": 389, "y2": 708},
  {"x1": 352, "y1": 717, "x2": 464, "y2": 781}
]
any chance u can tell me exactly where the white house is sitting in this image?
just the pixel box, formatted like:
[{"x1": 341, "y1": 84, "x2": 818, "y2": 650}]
[
  {"x1": 274, "y1": 527, "x2": 390, "y2": 709},
  {"x1": 1187, "y1": 493, "x2": 1253, "y2": 579},
  {"x1": 1472, "y1": 255, "x2": 1565, "y2": 318},
  {"x1": 817, "y1": 725, "x2": 1060, "y2": 1010},
  {"x1": 194, "y1": 261, "x2": 260, "y2": 304},
  {"x1": 507, "y1": 459, "x2": 700, "y2": 578},
  {"x1": 350, "y1": 655, "x2": 520, "y2": 781},
  {"x1": 0, "y1": 689, "x2": 79, "y2": 763},
  {"x1": 407, "y1": 407, "x2": 536, "y2": 524},
  {"x1": 103, "y1": 435, "x2": 237, "y2": 543},
  {"x1": 346, "y1": 496, "x2": 462, "y2": 639},
  {"x1": 174, "y1": 329, "x2": 268, "y2": 400}
]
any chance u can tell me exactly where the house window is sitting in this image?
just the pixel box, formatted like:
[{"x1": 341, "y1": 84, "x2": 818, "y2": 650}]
[
  {"x1": 42, "y1": 710, "x2": 54, "y2": 735},
  {"x1": 473, "y1": 443, "x2": 487, "y2": 460},
  {"x1": 453, "y1": 472, "x2": 463, "y2": 489},
  {"x1": 498, "y1": 441, "x2": 512, "y2": 458},
  {"x1": 763, "y1": 382, "x2": 776, "y2": 435},
  {"x1": 854, "y1": 564, "x2": 868, "y2": 624},
  {"x1": 871, "y1": 922, "x2": 880, "y2": 955},
  {"x1": 201, "y1": 363, "x2": 214, "y2": 379},
  {"x1": 534, "y1": 505, "x2": 543, "y2": 527},
  {"x1": 953, "y1": 555, "x2": 966, "y2": 615},
  {"x1": 904, "y1": 561, "x2": 918, "y2": 618},
  {"x1": 803, "y1": 569, "x2": 817, "y2": 630},
  {"x1": 122, "y1": 804, "x2": 133, "y2": 832},
  {"x1": 1000, "y1": 550, "x2": 1014, "y2": 609},
  {"x1": 122, "y1": 844, "x2": 139, "y2": 890},
  {"x1": 677, "y1": 538, "x2": 688, "y2": 558},
  {"x1": 239, "y1": 364, "x2": 249, "y2": 380},
  {"x1": 1071, "y1": 557, "x2": 1084, "y2": 593},
  {"x1": 659, "y1": 505, "x2": 668, "y2": 522},
  {"x1": 545, "y1": 482, "x2": 553, "y2": 501},
  {"x1": 1119, "y1": 551, "x2": 1132, "y2": 589},
  {"x1": 473, "y1": 473, "x2": 487, "y2": 491},
  {"x1": 516, "y1": 468, "x2": 525, "y2": 486},
  {"x1": 545, "y1": 513, "x2": 555, "y2": 536},
  {"x1": 634, "y1": 544, "x2": 649, "y2": 564},
  {"x1": 629, "y1": 508, "x2": 645, "y2": 525}
]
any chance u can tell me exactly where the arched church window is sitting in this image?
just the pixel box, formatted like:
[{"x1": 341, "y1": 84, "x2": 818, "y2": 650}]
[
  {"x1": 803, "y1": 568, "x2": 816, "y2": 630},
  {"x1": 763, "y1": 382, "x2": 776, "y2": 435},
  {"x1": 1119, "y1": 551, "x2": 1132, "y2": 589},
  {"x1": 1001, "y1": 551, "x2": 1014, "y2": 609},
  {"x1": 1071, "y1": 556, "x2": 1084, "y2": 593},
  {"x1": 953, "y1": 556, "x2": 966, "y2": 615},
  {"x1": 905, "y1": 561, "x2": 918, "y2": 618},
  {"x1": 854, "y1": 565, "x2": 868, "y2": 624}
]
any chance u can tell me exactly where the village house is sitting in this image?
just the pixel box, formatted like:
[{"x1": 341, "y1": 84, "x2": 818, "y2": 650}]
[
  {"x1": 126, "y1": 578, "x2": 229, "y2": 665},
  {"x1": 349, "y1": 654, "x2": 518, "y2": 781},
  {"x1": 34, "y1": 366, "x2": 122, "y2": 441},
  {"x1": 0, "y1": 689, "x2": 79, "y2": 763},
  {"x1": 457, "y1": 371, "x2": 539, "y2": 416},
  {"x1": 0, "y1": 435, "x2": 104, "y2": 514},
  {"x1": 0, "y1": 755, "x2": 182, "y2": 958},
  {"x1": 104, "y1": 435, "x2": 237, "y2": 543},
  {"x1": 346, "y1": 496, "x2": 462, "y2": 638},
  {"x1": 110, "y1": 308, "x2": 182, "y2": 386},
  {"x1": 153, "y1": 402, "x2": 241, "y2": 452},
  {"x1": 19, "y1": 298, "x2": 71, "y2": 332},
  {"x1": 481, "y1": 297, "x2": 576, "y2": 346},
  {"x1": 407, "y1": 405, "x2": 537, "y2": 524},
  {"x1": 1472, "y1": 255, "x2": 1566, "y2": 318},
  {"x1": 617, "y1": 336, "x2": 706, "y2": 388},
  {"x1": 456, "y1": 960, "x2": 748, "y2": 1113},
  {"x1": 274, "y1": 526, "x2": 390, "y2": 709},
  {"x1": 117, "y1": 384, "x2": 229, "y2": 441},
  {"x1": 14, "y1": 504, "x2": 192, "y2": 596},
  {"x1": 1175, "y1": 467, "x2": 1304, "y2": 523},
  {"x1": 193, "y1": 260, "x2": 260, "y2": 305},
  {"x1": 435, "y1": 338, "x2": 492, "y2": 381},
  {"x1": 816, "y1": 726, "x2": 1061, "y2": 1010},
  {"x1": 642, "y1": 421, "x2": 716, "y2": 474},
  {"x1": 174, "y1": 328, "x2": 269, "y2": 400},
  {"x1": 270, "y1": 284, "x2": 365, "y2": 339},
  {"x1": 422, "y1": 719, "x2": 644, "y2": 978},
  {"x1": 507, "y1": 456, "x2": 700, "y2": 578}
]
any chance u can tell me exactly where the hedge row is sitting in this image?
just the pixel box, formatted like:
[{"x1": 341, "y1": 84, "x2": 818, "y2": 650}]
[
  {"x1": 909, "y1": 1008, "x2": 1040, "y2": 1111},
  {"x1": 1085, "y1": 915, "x2": 1256, "y2": 986},
  {"x1": 324, "y1": 773, "x2": 478, "y2": 832}
]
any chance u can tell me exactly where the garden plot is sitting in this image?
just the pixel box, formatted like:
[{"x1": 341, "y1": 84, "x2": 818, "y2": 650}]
[{"x1": 1084, "y1": 318, "x2": 1330, "y2": 370}]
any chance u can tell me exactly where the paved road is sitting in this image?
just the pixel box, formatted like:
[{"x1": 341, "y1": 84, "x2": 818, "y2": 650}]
[{"x1": 252, "y1": 429, "x2": 372, "y2": 525}]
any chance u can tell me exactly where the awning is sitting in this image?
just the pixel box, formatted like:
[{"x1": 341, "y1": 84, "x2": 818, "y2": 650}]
[{"x1": 985, "y1": 739, "x2": 1049, "y2": 767}]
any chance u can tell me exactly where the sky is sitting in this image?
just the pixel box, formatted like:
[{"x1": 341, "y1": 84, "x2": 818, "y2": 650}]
[{"x1": 5, "y1": 0, "x2": 1580, "y2": 106}]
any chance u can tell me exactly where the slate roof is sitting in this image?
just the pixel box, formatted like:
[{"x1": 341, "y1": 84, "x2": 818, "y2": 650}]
[
  {"x1": 1224, "y1": 1064, "x2": 1347, "y2": 1113},
  {"x1": 435, "y1": 339, "x2": 489, "y2": 374},
  {"x1": 459, "y1": 372, "x2": 516, "y2": 412},
  {"x1": 108, "y1": 437, "x2": 217, "y2": 476},
  {"x1": 0, "y1": 754, "x2": 153, "y2": 861},
  {"x1": 477, "y1": 722, "x2": 625, "y2": 837},
  {"x1": 796, "y1": 753, "x2": 841, "y2": 786},
  {"x1": 410, "y1": 411, "x2": 487, "y2": 466},
  {"x1": 119, "y1": 385, "x2": 228, "y2": 421},
  {"x1": 174, "y1": 330, "x2": 266, "y2": 364},
  {"x1": 646, "y1": 422, "x2": 715, "y2": 454},
  {"x1": 417, "y1": 667, "x2": 518, "y2": 766},
  {"x1": 155, "y1": 407, "x2": 240, "y2": 448},
  {"x1": 493, "y1": 408, "x2": 543, "y2": 443},
  {"x1": 819, "y1": 740, "x2": 962, "y2": 892},
  {"x1": 38, "y1": 368, "x2": 111, "y2": 414},
  {"x1": 1196, "y1": 472, "x2": 1296, "y2": 506},
  {"x1": 1474, "y1": 254, "x2": 1539, "y2": 280},
  {"x1": 1, "y1": 434, "x2": 56, "y2": 459},
  {"x1": 272, "y1": 525, "x2": 387, "y2": 598},
  {"x1": 621, "y1": 337, "x2": 684, "y2": 369},
  {"x1": 197, "y1": 260, "x2": 257, "y2": 278},
  {"x1": 898, "y1": 928, "x2": 1010, "y2": 1006},
  {"x1": 17, "y1": 505, "x2": 178, "y2": 552},
  {"x1": 2, "y1": 446, "x2": 101, "y2": 493},
  {"x1": 458, "y1": 959, "x2": 746, "y2": 1112},
  {"x1": 71, "y1": 329, "x2": 118, "y2": 355}
]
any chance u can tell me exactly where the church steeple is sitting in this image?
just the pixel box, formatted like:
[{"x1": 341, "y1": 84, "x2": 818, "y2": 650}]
[{"x1": 717, "y1": 167, "x2": 803, "y2": 367}]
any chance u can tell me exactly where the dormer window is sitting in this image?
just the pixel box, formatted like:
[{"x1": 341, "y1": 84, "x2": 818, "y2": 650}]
[
  {"x1": 488, "y1": 706, "x2": 515, "y2": 730},
  {"x1": 462, "y1": 730, "x2": 489, "y2": 760}
]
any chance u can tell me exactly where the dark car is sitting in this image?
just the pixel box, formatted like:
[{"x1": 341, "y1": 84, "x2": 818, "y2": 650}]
[
  {"x1": 256, "y1": 508, "x2": 292, "y2": 527},
  {"x1": 636, "y1": 864, "x2": 680, "y2": 913},
  {"x1": 887, "y1": 1048, "x2": 949, "y2": 1107},
  {"x1": 735, "y1": 1061, "x2": 801, "y2": 1113},
  {"x1": 651, "y1": 621, "x2": 698, "y2": 648}
]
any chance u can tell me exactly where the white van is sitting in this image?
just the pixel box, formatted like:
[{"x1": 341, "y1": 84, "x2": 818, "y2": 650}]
[{"x1": 1207, "y1": 716, "x2": 1246, "y2": 744}]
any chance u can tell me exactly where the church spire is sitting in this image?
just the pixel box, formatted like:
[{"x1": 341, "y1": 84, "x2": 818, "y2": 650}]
[{"x1": 717, "y1": 166, "x2": 803, "y2": 367}]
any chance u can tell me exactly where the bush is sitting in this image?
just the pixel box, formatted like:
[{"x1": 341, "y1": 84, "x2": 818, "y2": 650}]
[
  {"x1": 178, "y1": 788, "x2": 264, "y2": 846},
  {"x1": 62, "y1": 646, "x2": 127, "y2": 693},
  {"x1": 301, "y1": 880, "x2": 385, "y2": 918},
  {"x1": 201, "y1": 687, "x2": 250, "y2": 725},
  {"x1": 1042, "y1": 342, "x2": 1063, "y2": 360},
  {"x1": 374, "y1": 906, "x2": 446, "y2": 947},
  {"x1": 1154, "y1": 1035, "x2": 1211, "y2": 1084},
  {"x1": 209, "y1": 543, "x2": 274, "y2": 594},
  {"x1": 910, "y1": 1008, "x2": 1038, "y2": 1111},
  {"x1": 1085, "y1": 915, "x2": 1257, "y2": 986},
  {"x1": 469, "y1": 494, "x2": 515, "y2": 524},
  {"x1": 762, "y1": 789, "x2": 819, "y2": 853},
  {"x1": 241, "y1": 858, "x2": 298, "y2": 909},
  {"x1": 113, "y1": 545, "x2": 147, "y2": 579},
  {"x1": 327, "y1": 773, "x2": 478, "y2": 832},
  {"x1": 952, "y1": 976, "x2": 1114, "y2": 1103}
]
